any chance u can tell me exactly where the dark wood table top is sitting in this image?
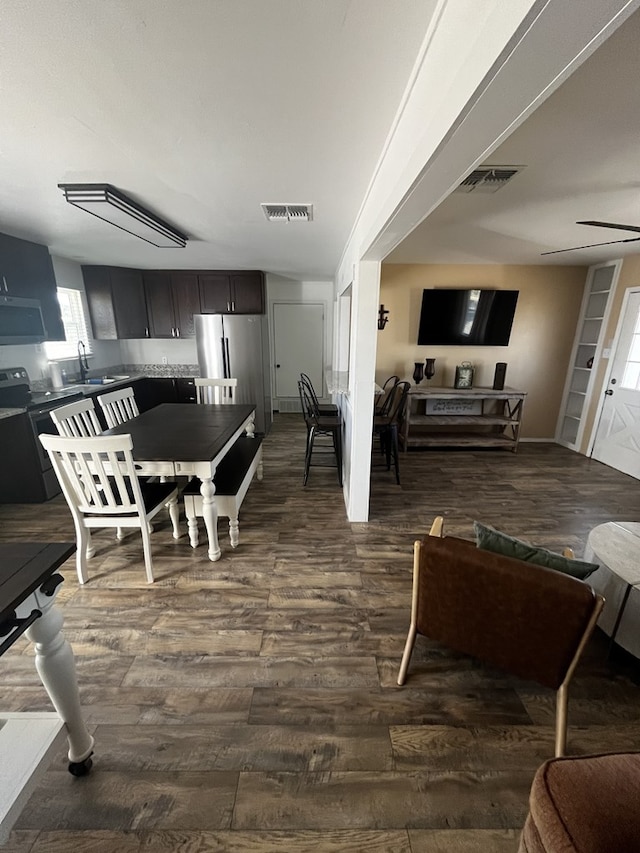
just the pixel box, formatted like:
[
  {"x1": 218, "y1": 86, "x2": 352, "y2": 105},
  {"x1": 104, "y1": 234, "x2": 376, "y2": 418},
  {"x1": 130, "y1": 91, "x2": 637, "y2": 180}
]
[
  {"x1": 0, "y1": 542, "x2": 75, "y2": 623},
  {"x1": 103, "y1": 403, "x2": 255, "y2": 462}
]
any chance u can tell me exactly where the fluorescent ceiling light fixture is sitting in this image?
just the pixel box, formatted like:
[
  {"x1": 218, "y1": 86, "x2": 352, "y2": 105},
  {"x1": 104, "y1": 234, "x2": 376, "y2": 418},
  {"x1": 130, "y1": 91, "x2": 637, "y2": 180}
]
[{"x1": 58, "y1": 183, "x2": 187, "y2": 248}]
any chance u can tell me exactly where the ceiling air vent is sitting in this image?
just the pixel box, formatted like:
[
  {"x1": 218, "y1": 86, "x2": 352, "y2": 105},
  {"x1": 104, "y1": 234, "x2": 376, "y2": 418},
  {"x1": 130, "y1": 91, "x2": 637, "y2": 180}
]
[
  {"x1": 455, "y1": 166, "x2": 524, "y2": 194},
  {"x1": 261, "y1": 203, "x2": 313, "y2": 222}
]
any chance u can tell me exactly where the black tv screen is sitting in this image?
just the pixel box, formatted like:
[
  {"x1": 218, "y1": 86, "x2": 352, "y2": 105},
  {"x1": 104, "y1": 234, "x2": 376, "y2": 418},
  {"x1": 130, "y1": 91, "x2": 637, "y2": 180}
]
[{"x1": 417, "y1": 288, "x2": 518, "y2": 346}]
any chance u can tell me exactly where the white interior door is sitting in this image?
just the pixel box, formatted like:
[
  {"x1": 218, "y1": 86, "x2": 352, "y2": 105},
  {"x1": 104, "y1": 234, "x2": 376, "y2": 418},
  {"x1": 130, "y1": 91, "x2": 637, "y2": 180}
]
[
  {"x1": 592, "y1": 289, "x2": 640, "y2": 478},
  {"x1": 273, "y1": 303, "x2": 325, "y2": 398}
]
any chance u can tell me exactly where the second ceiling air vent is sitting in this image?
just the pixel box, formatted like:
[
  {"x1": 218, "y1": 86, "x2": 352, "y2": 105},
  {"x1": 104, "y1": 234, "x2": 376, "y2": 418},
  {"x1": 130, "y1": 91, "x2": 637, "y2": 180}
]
[
  {"x1": 455, "y1": 166, "x2": 525, "y2": 194},
  {"x1": 261, "y1": 203, "x2": 313, "y2": 222}
]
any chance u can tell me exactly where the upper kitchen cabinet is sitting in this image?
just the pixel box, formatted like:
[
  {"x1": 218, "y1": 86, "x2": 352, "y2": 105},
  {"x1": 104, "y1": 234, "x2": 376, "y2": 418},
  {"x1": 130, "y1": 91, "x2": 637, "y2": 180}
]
[
  {"x1": 144, "y1": 271, "x2": 200, "y2": 338},
  {"x1": 200, "y1": 271, "x2": 265, "y2": 314},
  {"x1": 0, "y1": 232, "x2": 65, "y2": 340},
  {"x1": 82, "y1": 265, "x2": 149, "y2": 339}
]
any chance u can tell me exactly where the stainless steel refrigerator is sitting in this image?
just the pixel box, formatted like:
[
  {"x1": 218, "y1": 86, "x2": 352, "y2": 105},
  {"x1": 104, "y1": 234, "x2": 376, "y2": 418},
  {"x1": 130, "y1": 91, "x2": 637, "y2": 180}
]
[{"x1": 195, "y1": 314, "x2": 272, "y2": 435}]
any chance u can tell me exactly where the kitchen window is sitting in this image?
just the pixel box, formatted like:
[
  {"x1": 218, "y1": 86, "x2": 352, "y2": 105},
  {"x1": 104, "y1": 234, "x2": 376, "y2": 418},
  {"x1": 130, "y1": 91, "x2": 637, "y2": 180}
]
[{"x1": 44, "y1": 287, "x2": 92, "y2": 360}]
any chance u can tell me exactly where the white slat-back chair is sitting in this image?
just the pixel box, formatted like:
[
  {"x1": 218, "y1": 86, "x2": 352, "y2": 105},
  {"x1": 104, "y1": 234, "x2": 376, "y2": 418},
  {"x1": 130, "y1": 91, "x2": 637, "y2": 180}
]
[
  {"x1": 194, "y1": 378, "x2": 238, "y2": 404},
  {"x1": 50, "y1": 398, "x2": 102, "y2": 437},
  {"x1": 51, "y1": 397, "x2": 128, "y2": 544},
  {"x1": 39, "y1": 433, "x2": 179, "y2": 584},
  {"x1": 98, "y1": 386, "x2": 139, "y2": 428}
]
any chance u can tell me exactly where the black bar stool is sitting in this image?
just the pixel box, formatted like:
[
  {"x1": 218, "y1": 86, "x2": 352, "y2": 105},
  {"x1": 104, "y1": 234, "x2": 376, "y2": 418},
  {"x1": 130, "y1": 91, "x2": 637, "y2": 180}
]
[
  {"x1": 372, "y1": 381, "x2": 410, "y2": 484},
  {"x1": 298, "y1": 380, "x2": 343, "y2": 486}
]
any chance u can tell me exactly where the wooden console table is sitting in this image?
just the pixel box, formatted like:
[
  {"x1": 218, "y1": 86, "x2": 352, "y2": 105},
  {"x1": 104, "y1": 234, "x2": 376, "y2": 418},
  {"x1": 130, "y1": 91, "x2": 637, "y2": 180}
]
[{"x1": 400, "y1": 386, "x2": 527, "y2": 452}]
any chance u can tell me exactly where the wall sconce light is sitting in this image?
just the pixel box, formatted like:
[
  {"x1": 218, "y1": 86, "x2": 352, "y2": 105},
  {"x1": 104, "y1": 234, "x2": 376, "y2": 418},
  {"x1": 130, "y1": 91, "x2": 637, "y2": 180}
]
[
  {"x1": 58, "y1": 183, "x2": 188, "y2": 247},
  {"x1": 377, "y1": 304, "x2": 389, "y2": 330}
]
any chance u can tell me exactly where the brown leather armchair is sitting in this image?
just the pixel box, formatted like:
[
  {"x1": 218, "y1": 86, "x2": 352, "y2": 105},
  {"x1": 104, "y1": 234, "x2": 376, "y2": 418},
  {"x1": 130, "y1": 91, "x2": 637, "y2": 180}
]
[{"x1": 397, "y1": 517, "x2": 604, "y2": 757}]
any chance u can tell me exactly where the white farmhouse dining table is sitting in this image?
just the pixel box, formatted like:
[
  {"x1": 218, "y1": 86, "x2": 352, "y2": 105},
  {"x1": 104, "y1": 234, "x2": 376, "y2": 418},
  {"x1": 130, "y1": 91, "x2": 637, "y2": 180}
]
[{"x1": 103, "y1": 402, "x2": 256, "y2": 561}]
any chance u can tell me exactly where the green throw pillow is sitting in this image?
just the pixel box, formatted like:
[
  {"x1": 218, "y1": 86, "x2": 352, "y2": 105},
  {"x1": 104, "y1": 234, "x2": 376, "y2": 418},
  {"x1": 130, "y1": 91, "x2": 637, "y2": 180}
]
[{"x1": 473, "y1": 521, "x2": 599, "y2": 580}]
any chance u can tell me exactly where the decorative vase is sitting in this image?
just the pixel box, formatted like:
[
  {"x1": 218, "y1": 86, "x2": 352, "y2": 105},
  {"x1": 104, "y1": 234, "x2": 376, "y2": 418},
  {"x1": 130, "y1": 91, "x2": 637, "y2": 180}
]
[
  {"x1": 412, "y1": 362, "x2": 424, "y2": 384},
  {"x1": 425, "y1": 358, "x2": 436, "y2": 381}
]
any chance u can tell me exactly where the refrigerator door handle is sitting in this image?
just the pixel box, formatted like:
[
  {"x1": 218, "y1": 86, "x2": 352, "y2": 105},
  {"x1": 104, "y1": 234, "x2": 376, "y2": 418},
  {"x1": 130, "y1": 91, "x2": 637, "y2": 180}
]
[
  {"x1": 225, "y1": 338, "x2": 232, "y2": 381},
  {"x1": 221, "y1": 337, "x2": 228, "y2": 377}
]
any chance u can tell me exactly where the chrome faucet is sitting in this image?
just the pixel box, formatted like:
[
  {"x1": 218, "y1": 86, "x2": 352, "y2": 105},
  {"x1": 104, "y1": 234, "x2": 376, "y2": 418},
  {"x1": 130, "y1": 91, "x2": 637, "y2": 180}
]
[{"x1": 78, "y1": 340, "x2": 89, "y2": 383}]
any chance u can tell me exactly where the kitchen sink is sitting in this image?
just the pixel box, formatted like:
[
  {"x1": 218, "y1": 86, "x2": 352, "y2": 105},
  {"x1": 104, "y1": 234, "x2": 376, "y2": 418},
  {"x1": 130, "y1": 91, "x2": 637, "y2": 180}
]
[{"x1": 65, "y1": 375, "x2": 130, "y2": 389}]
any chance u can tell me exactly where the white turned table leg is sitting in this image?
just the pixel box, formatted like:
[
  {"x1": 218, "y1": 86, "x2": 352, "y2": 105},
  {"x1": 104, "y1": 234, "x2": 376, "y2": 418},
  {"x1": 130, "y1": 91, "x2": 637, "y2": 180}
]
[
  {"x1": 168, "y1": 495, "x2": 180, "y2": 539},
  {"x1": 245, "y1": 412, "x2": 255, "y2": 438},
  {"x1": 229, "y1": 514, "x2": 240, "y2": 548},
  {"x1": 200, "y1": 475, "x2": 221, "y2": 561},
  {"x1": 186, "y1": 503, "x2": 200, "y2": 549},
  {"x1": 25, "y1": 598, "x2": 94, "y2": 765}
]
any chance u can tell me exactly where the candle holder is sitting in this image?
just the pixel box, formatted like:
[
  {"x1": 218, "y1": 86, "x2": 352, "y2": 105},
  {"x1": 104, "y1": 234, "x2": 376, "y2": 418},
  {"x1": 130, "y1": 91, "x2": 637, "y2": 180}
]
[
  {"x1": 425, "y1": 358, "x2": 436, "y2": 381},
  {"x1": 412, "y1": 362, "x2": 425, "y2": 384}
]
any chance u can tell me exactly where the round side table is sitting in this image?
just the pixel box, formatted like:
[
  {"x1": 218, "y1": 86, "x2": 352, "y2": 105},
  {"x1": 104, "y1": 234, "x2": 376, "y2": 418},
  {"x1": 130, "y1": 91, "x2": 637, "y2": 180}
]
[{"x1": 586, "y1": 521, "x2": 640, "y2": 658}]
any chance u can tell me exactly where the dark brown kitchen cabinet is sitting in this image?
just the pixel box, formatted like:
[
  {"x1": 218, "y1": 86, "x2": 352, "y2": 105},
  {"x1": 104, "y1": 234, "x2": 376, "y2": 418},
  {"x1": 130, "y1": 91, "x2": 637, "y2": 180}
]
[
  {"x1": 199, "y1": 274, "x2": 230, "y2": 313},
  {"x1": 199, "y1": 271, "x2": 264, "y2": 314},
  {"x1": 0, "y1": 231, "x2": 65, "y2": 340},
  {"x1": 82, "y1": 266, "x2": 149, "y2": 339},
  {"x1": 131, "y1": 377, "x2": 178, "y2": 412},
  {"x1": 144, "y1": 272, "x2": 200, "y2": 338},
  {"x1": 175, "y1": 377, "x2": 197, "y2": 402}
]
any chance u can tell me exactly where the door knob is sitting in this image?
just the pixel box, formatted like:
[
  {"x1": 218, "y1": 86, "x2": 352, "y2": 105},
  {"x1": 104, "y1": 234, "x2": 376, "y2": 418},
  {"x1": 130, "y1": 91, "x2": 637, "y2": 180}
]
[
  {"x1": 276, "y1": 364, "x2": 281, "y2": 368},
  {"x1": 605, "y1": 389, "x2": 614, "y2": 396}
]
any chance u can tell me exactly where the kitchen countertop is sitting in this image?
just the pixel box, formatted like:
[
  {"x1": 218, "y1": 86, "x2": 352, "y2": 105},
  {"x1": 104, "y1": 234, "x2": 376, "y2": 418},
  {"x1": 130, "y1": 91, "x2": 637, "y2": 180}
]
[
  {"x1": 0, "y1": 374, "x2": 147, "y2": 420},
  {"x1": 0, "y1": 408, "x2": 25, "y2": 421}
]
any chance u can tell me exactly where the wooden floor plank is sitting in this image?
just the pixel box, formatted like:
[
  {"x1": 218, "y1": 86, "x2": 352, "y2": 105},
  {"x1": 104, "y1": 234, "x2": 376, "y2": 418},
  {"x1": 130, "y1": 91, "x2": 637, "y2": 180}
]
[
  {"x1": 91, "y1": 724, "x2": 394, "y2": 772},
  {"x1": 232, "y1": 770, "x2": 531, "y2": 830}
]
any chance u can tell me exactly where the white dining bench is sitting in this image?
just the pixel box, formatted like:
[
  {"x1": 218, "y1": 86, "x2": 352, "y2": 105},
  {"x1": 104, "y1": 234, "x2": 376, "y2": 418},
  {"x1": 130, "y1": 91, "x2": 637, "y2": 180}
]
[{"x1": 182, "y1": 435, "x2": 263, "y2": 549}]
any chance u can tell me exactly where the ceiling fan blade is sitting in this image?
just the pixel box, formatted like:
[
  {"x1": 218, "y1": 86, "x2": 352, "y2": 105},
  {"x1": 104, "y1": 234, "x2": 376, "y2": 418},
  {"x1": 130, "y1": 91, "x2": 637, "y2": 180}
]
[
  {"x1": 578, "y1": 220, "x2": 640, "y2": 234},
  {"x1": 541, "y1": 236, "x2": 640, "y2": 256}
]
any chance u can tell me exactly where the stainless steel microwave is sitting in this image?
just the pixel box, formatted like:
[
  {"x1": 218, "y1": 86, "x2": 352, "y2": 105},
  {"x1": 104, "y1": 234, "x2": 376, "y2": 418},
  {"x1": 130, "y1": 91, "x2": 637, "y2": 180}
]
[{"x1": 0, "y1": 295, "x2": 46, "y2": 344}]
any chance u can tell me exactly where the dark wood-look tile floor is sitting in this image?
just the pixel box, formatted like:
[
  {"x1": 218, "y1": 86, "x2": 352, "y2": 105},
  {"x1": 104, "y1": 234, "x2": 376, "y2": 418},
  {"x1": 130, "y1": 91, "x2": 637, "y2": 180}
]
[{"x1": 2, "y1": 414, "x2": 640, "y2": 852}]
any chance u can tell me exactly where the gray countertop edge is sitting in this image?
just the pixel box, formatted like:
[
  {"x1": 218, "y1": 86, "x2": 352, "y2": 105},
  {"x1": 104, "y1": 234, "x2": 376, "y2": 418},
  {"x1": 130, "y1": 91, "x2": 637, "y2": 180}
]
[{"x1": 0, "y1": 373, "x2": 194, "y2": 420}]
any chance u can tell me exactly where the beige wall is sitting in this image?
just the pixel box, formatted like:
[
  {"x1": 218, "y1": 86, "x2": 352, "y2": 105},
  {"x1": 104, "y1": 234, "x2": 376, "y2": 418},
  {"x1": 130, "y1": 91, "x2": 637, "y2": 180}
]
[
  {"x1": 579, "y1": 254, "x2": 640, "y2": 453},
  {"x1": 378, "y1": 264, "x2": 588, "y2": 438}
]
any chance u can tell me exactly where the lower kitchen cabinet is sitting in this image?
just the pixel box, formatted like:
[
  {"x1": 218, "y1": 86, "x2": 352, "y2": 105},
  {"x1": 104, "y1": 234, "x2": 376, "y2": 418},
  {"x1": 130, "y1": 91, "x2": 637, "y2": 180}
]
[
  {"x1": 0, "y1": 413, "x2": 60, "y2": 503},
  {"x1": 175, "y1": 377, "x2": 196, "y2": 403},
  {"x1": 132, "y1": 378, "x2": 197, "y2": 411},
  {"x1": 0, "y1": 378, "x2": 197, "y2": 504},
  {"x1": 127, "y1": 378, "x2": 177, "y2": 413}
]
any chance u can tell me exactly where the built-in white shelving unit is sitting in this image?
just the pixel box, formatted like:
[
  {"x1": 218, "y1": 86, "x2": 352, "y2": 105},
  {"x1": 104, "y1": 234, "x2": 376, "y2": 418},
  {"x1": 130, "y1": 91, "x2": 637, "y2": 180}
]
[{"x1": 556, "y1": 261, "x2": 621, "y2": 450}]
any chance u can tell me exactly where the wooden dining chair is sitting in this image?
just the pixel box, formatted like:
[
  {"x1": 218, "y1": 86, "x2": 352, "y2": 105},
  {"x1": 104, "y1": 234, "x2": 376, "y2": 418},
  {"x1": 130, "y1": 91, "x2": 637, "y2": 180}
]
[
  {"x1": 51, "y1": 396, "x2": 127, "y2": 541},
  {"x1": 39, "y1": 433, "x2": 179, "y2": 584},
  {"x1": 98, "y1": 386, "x2": 139, "y2": 428},
  {"x1": 194, "y1": 377, "x2": 238, "y2": 404},
  {"x1": 51, "y1": 398, "x2": 101, "y2": 437}
]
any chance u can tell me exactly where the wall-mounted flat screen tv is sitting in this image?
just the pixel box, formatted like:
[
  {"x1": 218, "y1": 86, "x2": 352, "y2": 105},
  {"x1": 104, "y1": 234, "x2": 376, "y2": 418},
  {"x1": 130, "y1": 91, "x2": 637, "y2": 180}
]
[{"x1": 417, "y1": 288, "x2": 519, "y2": 346}]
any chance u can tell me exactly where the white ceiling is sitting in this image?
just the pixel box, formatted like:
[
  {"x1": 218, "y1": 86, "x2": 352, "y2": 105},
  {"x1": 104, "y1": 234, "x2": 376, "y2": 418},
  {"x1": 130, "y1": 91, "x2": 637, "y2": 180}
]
[
  {"x1": 4, "y1": 2, "x2": 639, "y2": 280},
  {"x1": 0, "y1": 0, "x2": 437, "y2": 278},
  {"x1": 387, "y1": 5, "x2": 640, "y2": 267}
]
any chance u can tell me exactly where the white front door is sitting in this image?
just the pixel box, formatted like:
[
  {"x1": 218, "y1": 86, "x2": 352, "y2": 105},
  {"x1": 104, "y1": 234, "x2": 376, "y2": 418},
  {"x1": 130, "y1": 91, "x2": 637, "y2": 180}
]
[
  {"x1": 273, "y1": 302, "x2": 325, "y2": 399},
  {"x1": 592, "y1": 289, "x2": 640, "y2": 478}
]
